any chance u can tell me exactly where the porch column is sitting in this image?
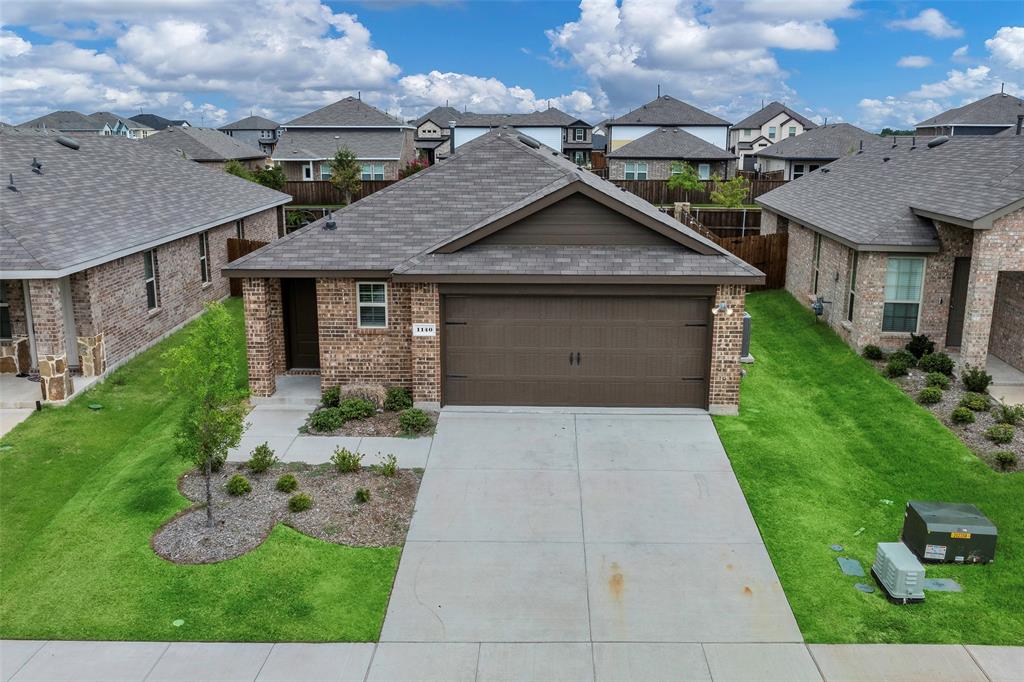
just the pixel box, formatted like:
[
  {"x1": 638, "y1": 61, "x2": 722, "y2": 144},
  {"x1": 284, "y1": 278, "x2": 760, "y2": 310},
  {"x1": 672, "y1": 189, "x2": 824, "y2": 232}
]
[
  {"x1": 409, "y1": 282, "x2": 441, "y2": 406},
  {"x1": 959, "y1": 234, "x2": 1001, "y2": 372},
  {"x1": 28, "y1": 279, "x2": 74, "y2": 401},
  {"x1": 0, "y1": 280, "x2": 31, "y2": 375},
  {"x1": 69, "y1": 270, "x2": 106, "y2": 377},
  {"x1": 243, "y1": 277, "x2": 278, "y2": 397}
]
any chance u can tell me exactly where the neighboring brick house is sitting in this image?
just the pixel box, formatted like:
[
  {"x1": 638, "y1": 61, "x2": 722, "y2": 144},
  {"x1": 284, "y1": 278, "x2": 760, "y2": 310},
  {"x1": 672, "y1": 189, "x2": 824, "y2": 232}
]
[
  {"x1": 0, "y1": 127, "x2": 290, "y2": 402},
  {"x1": 728, "y1": 101, "x2": 816, "y2": 171},
  {"x1": 272, "y1": 97, "x2": 415, "y2": 182},
  {"x1": 141, "y1": 126, "x2": 268, "y2": 170},
  {"x1": 757, "y1": 135, "x2": 1024, "y2": 375},
  {"x1": 606, "y1": 127, "x2": 735, "y2": 181},
  {"x1": 226, "y1": 130, "x2": 764, "y2": 414},
  {"x1": 753, "y1": 123, "x2": 898, "y2": 180},
  {"x1": 412, "y1": 106, "x2": 464, "y2": 165},
  {"x1": 916, "y1": 91, "x2": 1024, "y2": 137}
]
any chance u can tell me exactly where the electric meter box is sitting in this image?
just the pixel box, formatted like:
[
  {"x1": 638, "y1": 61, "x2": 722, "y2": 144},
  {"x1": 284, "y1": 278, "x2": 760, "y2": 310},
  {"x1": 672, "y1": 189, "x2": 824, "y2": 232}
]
[{"x1": 901, "y1": 500, "x2": 997, "y2": 564}]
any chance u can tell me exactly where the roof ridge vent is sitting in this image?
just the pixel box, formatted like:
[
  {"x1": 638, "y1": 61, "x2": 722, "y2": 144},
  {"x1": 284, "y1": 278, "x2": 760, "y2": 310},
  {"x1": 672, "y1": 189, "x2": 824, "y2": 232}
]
[
  {"x1": 517, "y1": 134, "x2": 541, "y2": 149},
  {"x1": 56, "y1": 135, "x2": 80, "y2": 150},
  {"x1": 927, "y1": 135, "x2": 950, "y2": 148}
]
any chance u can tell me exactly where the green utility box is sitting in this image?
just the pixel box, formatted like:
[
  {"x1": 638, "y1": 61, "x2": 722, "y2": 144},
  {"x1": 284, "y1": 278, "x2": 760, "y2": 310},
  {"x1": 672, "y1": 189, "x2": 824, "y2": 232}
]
[{"x1": 901, "y1": 501, "x2": 997, "y2": 564}]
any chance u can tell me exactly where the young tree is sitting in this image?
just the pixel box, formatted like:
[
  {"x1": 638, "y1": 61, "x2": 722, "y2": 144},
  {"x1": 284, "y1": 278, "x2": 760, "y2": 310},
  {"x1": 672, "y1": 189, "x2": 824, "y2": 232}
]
[
  {"x1": 666, "y1": 161, "x2": 704, "y2": 199},
  {"x1": 224, "y1": 159, "x2": 256, "y2": 182},
  {"x1": 162, "y1": 302, "x2": 247, "y2": 528},
  {"x1": 328, "y1": 146, "x2": 362, "y2": 205},
  {"x1": 709, "y1": 174, "x2": 751, "y2": 208},
  {"x1": 253, "y1": 164, "x2": 286, "y2": 191}
]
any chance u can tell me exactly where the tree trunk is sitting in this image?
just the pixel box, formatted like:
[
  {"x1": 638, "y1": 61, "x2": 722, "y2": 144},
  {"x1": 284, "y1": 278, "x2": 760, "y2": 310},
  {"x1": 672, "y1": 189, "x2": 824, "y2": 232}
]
[
  {"x1": 345, "y1": 190, "x2": 353, "y2": 206},
  {"x1": 204, "y1": 456, "x2": 214, "y2": 528}
]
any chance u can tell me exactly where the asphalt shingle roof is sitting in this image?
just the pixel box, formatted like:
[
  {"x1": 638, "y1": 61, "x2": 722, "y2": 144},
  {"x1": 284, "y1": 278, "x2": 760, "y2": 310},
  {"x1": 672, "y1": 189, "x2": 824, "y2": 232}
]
[
  {"x1": 455, "y1": 108, "x2": 589, "y2": 128},
  {"x1": 917, "y1": 92, "x2": 1024, "y2": 127},
  {"x1": 219, "y1": 115, "x2": 280, "y2": 131},
  {"x1": 732, "y1": 101, "x2": 816, "y2": 130},
  {"x1": 609, "y1": 95, "x2": 730, "y2": 127},
  {"x1": 414, "y1": 107, "x2": 467, "y2": 127},
  {"x1": 272, "y1": 129, "x2": 406, "y2": 161},
  {"x1": 226, "y1": 129, "x2": 761, "y2": 281},
  {"x1": 754, "y1": 123, "x2": 890, "y2": 160},
  {"x1": 0, "y1": 128, "x2": 290, "y2": 276},
  {"x1": 285, "y1": 97, "x2": 408, "y2": 127},
  {"x1": 141, "y1": 126, "x2": 267, "y2": 161},
  {"x1": 89, "y1": 112, "x2": 153, "y2": 131},
  {"x1": 607, "y1": 127, "x2": 735, "y2": 160},
  {"x1": 18, "y1": 111, "x2": 105, "y2": 132},
  {"x1": 130, "y1": 114, "x2": 189, "y2": 130},
  {"x1": 756, "y1": 136, "x2": 1024, "y2": 249}
]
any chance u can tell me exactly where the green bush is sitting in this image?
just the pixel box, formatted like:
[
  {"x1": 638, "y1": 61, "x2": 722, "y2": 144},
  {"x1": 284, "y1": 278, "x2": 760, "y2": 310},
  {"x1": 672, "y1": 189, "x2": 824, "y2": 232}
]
[
  {"x1": 994, "y1": 451, "x2": 1018, "y2": 471},
  {"x1": 398, "y1": 408, "x2": 432, "y2": 435},
  {"x1": 308, "y1": 407, "x2": 344, "y2": 432},
  {"x1": 321, "y1": 386, "x2": 341, "y2": 408},
  {"x1": 919, "y1": 352, "x2": 954, "y2": 376},
  {"x1": 355, "y1": 487, "x2": 371, "y2": 504},
  {"x1": 226, "y1": 474, "x2": 251, "y2": 496},
  {"x1": 985, "y1": 424, "x2": 1015, "y2": 445},
  {"x1": 861, "y1": 345, "x2": 884, "y2": 361},
  {"x1": 247, "y1": 442, "x2": 278, "y2": 473},
  {"x1": 951, "y1": 407, "x2": 975, "y2": 424},
  {"x1": 959, "y1": 392, "x2": 990, "y2": 412},
  {"x1": 917, "y1": 387, "x2": 943, "y2": 405},
  {"x1": 209, "y1": 453, "x2": 227, "y2": 473},
  {"x1": 288, "y1": 493, "x2": 312, "y2": 512},
  {"x1": 961, "y1": 365, "x2": 993, "y2": 393},
  {"x1": 905, "y1": 334, "x2": 935, "y2": 359},
  {"x1": 372, "y1": 453, "x2": 399, "y2": 477},
  {"x1": 993, "y1": 403, "x2": 1024, "y2": 426},
  {"x1": 884, "y1": 357, "x2": 910, "y2": 378},
  {"x1": 925, "y1": 372, "x2": 951, "y2": 390},
  {"x1": 889, "y1": 349, "x2": 917, "y2": 367},
  {"x1": 331, "y1": 447, "x2": 363, "y2": 472},
  {"x1": 275, "y1": 474, "x2": 298, "y2": 493},
  {"x1": 339, "y1": 397, "x2": 376, "y2": 422},
  {"x1": 384, "y1": 387, "x2": 413, "y2": 411}
]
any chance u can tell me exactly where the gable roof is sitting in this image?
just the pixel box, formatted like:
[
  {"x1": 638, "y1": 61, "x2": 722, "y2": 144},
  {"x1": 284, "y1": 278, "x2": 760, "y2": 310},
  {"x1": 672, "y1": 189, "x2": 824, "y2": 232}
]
[
  {"x1": 89, "y1": 112, "x2": 153, "y2": 131},
  {"x1": 141, "y1": 126, "x2": 267, "y2": 161},
  {"x1": 130, "y1": 113, "x2": 190, "y2": 130},
  {"x1": 917, "y1": 92, "x2": 1024, "y2": 127},
  {"x1": 732, "y1": 101, "x2": 816, "y2": 130},
  {"x1": 225, "y1": 129, "x2": 761, "y2": 283},
  {"x1": 456, "y1": 108, "x2": 590, "y2": 128},
  {"x1": 285, "y1": 97, "x2": 409, "y2": 128},
  {"x1": 609, "y1": 95, "x2": 730, "y2": 127},
  {"x1": 219, "y1": 115, "x2": 279, "y2": 131},
  {"x1": 607, "y1": 127, "x2": 735, "y2": 160},
  {"x1": 0, "y1": 128, "x2": 290, "y2": 278},
  {"x1": 271, "y1": 128, "x2": 406, "y2": 161},
  {"x1": 756, "y1": 136, "x2": 1024, "y2": 250},
  {"x1": 415, "y1": 106, "x2": 466, "y2": 128},
  {"x1": 754, "y1": 123, "x2": 887, "y2": 160},
  {"x1": 18, "y1": 111, "x2": 105, "y2": 132}
]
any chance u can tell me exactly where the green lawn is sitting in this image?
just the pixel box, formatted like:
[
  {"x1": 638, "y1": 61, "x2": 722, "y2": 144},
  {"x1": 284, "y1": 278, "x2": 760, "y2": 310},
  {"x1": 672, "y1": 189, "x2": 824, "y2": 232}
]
[
  {"x1": 0, "y1": 299, "x2": 399, "y2": 642},
  {"x1": 714, "y1": 291, "x2": 1024, "y2": 645}
]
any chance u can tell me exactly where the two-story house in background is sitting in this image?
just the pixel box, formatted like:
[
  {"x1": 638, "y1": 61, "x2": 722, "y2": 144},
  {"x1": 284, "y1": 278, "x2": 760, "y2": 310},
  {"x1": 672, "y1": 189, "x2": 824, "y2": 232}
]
[
  {"x1": 728, "y1": 101, "x2": 816, "y2": 172},
  {"x1": 412, "y1": 106, "x2": 463, "y2": 164},
  {"x1": 449, "y1": 108, "x2": 593, "y2": 165},
  {"x1": 915, "y1": 91, "x2": 1024, "y2": 137},
  {"x1": 219, "y1": 115, "x2": 281, "y2": 156},
  {"x1": 606, "y1": 95, "x2": 731, "y2": 152}
]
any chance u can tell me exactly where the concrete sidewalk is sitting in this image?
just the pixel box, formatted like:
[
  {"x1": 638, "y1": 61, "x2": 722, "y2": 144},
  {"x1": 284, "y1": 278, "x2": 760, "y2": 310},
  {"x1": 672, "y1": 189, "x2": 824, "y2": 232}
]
[{"x1": 3, "y1": 640, "x2": 1021, "y2": 681}]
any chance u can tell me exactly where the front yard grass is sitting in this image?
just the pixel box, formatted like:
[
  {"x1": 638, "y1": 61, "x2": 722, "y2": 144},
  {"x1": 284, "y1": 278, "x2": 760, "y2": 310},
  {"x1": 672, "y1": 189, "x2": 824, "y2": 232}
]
[
  {"x1": 0, "y1": 299, "x2": 399, "y2": 642},
  {"x1": 714, "y1": 290, "x2": 1024, "y2": 645}
]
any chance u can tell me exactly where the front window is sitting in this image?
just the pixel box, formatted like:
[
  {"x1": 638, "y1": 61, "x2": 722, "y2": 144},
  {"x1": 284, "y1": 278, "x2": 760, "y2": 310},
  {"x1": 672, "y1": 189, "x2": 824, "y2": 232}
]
[
  {"x1": 360, "y1": 163, "x2": 385, "y2": 181},
  {"x1": 357, "y1": 282, "x2": 387, "y2": 328},
  {"x1": 198, "y1": 232, "x2": 211, "y2": 284},
  {"x1": 883, "y1": 257, "x2": 925, "y2": 332},
  {"x1": 847, "y1": 251, "x2": 858, "y2": 322},
  {"x1": 789, "y1": 126, "x2": 797, "y2": 137},
  {"x1": 260, "y1": 129, "x2": 273, "y2": 139},
  {"x1": 812, "y1": 233, "x2": 822, "y2": 295},
  {"x1": 768, "y1": 126, "x2": 777, "y2": 140},
  {"x1": 144, "y1": 249, "x2": 160, "y2": 310},
  {"x1": 793, "y1": 164, "x2": 805, "y2": 179},
  {"x1": 573, "y1": 127, "x2": 586, "y2": 142},
  {"x1": 573, "y1": 150, "x2": 587, "y2": 165},
  {"x1": 624, "y1": 162, "x2": 647, "y2": 180},
  {"x1": 697, "y1": 163, "x2": 711, "y2": 180},
  {"x1": 319, "y1": 163, "x2": 332, "y2": 181},
  {"x1": 0, "y1": 282, "x2": 10, "y2": 339}
]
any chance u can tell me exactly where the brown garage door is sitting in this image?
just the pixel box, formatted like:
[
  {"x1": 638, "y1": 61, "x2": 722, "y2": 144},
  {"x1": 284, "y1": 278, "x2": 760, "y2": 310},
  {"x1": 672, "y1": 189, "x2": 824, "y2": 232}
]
[{"x1": 443, "y1": 294, "x2": 710, "y2": 407}]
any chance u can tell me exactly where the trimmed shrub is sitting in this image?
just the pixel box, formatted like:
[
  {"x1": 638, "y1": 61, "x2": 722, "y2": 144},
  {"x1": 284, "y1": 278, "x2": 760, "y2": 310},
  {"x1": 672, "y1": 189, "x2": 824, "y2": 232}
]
[
  {"x1": 961, "y1": 365, "x2": 993, "y2": 393},
  {"x1": 226, "y1": 474, "x2": 251, "y2": 496},
  {"x1": 339, "y1": 397, "x2": 376, "y2": 422},
  {"x1": 994, "y1": 451, "x2": 1018, "y2": 471},
  {"x1": 985, "y1": 424, "x2": 1015, "y2": 445},
  {"x1": 925, "y1": 372, "x2": 951, "y2": 390},
  {"x1": 331, "y1": 447, "x2": 363, "y2": 473},
  {"x1": 399, "y1": 408, "x2": 432, "y2": 435},
  {"x1": 951, "y1": 407, "x2": 975, "y2": 424},
  {"x1": 308, "y1": 407, "x2": 344, "y2": 432},
  {"x1": 862, "y1": 345, "x2": 884, "y2": 361},
  {"x1": 993, "y1": 404, "x2": 1024, "y2": 426},
  {"x1": 275, "y1": 473, "x2": 298, "y2": 493},
  {"x1": 384, "y1": 386, "x2": 413, "y2": 412},
  {"x1": 372, "y1": 453, "x2": 399, "y2": 477},
  {"x1": 355, "y1": 487, "x2": 371, "y2": 504},
  {"x1": 321, "y1": 386, "x2": 341, "y2": 408},
  {"x1": 917, "y1": 387, "x2": 942, "y2": 405},
  {"x1": 339, "y1": 383, "x2": 388, "y2": 409},
  {"x1": 905, "y1": 334, "x2": 935, "y2": 359},
  {"x1": 288, "y1": 493, "x2": 312, "y2": 512},
  {"x1": 919, "y1": 352, "x2": 954, "y2": 376},
  {"x1": 884, "y1": 357, "x2": 910, "y2": 378},
  {"x1": 247, "y1": 442, "x2": 278, "y2": 473},
  {"x1": 959, "y1": 392, "x2": 990, "y2": 412},
  {"x1": 889, "y1": 349, "x2": 917, "y2": 367}
]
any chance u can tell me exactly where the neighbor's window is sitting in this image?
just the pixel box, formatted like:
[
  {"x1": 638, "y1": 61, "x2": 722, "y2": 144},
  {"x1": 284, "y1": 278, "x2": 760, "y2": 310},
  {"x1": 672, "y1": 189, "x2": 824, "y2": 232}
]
[
  {"x1": 302, "y1": 163, "x2": 313, "y2": 180},
  {"x1": 698, "y1": 163, "x2": 711, "y2": 180},
  {"x1": 357, "y1": 282, "x2": 387, "y2": 328},
  {"x1": 742, "y1": 129, "x2": 751, "y2": 138},
  {"x1": 574, "y1": 150, "x2": 587, "y2": 165},
  {"x1": 319, "y1": 163, "x2": 332, "y2": 180},
  {"x1": 235, "y1": 219, "x2": 245, "y2": 239},
  {"x1": 625, "y1": 162, "x2": 648, "y2": 180},
  {"x1": 847, "y1": 251, "x2": 858, "y2": 323},
  {"x1": 573, "y1": 127, "x2": 586, "y2": 141},
  {"x1": 260, "y1": 129, "x2": 273, "y2": 139},
  {"x1": 812, "y1": 233, "x2": 822, "y2": 294},
  {"x1": 883, "y1": 257, "x2": 925, "y2": 333},
  {"x1": 793, "y1": 164, "x2": 805, "y2": 179},
  {"x1": 789, "y1": 126, "x2": 797, "y2": 137},
  {"x1": 0, "y1": 282, "x2": 10, "y2": 339},
  {"x1": 198, "y1": 232, "x2": 211, "y2": 284},
  {"x1": 360, "y1": 163, "x2": 385, "y2": 181},
  {"x1": 143, "y1": 249, "x2": 160, "y2": 310},
  {"x1": 768, "y1": 126, "x2": 777, "y2": 140}
]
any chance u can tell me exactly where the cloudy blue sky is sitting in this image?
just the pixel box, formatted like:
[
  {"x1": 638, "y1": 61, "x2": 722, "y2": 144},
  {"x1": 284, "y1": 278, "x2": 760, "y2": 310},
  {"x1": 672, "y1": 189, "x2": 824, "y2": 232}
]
[{"x1": 1, "y1": 1, "x2": 1021, "y2": 130}]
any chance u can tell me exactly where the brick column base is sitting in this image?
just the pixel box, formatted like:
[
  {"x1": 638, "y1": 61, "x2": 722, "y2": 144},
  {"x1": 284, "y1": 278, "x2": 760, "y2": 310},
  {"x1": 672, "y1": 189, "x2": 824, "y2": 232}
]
[
  {"x1": 708, "y1": 284, "x2": 746, "y2": 415},
  {"x1": 243, "y1": 278, "x2": 278, "y2": 397},
  {"x1": 410, "y1": 283, "x2": 441, "y2": 405}
]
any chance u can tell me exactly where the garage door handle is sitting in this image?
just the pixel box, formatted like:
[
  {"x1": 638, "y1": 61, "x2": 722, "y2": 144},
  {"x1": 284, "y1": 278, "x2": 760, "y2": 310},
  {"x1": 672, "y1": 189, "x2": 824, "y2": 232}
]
[
  {"x1": 685, "y1": 323, "x2": 707, "y2": 327},
  {"x1": 576, "y1": 352, "x2": 582, "y2": 366},
  {"x1": 569, "y1": 352, "x2": 574, "y2": 366},
  {"x1": 446, "y1": 374, "x2": 467, "y2": 379},
  {"x1": 446, "y1": 321, "x2": 467, "y2": 326}
]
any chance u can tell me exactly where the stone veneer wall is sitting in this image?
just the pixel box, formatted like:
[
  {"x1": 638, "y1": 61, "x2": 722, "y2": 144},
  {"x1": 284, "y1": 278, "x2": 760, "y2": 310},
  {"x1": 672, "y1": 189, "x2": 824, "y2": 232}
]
[
  {"x1": 708, "y1": 284, "x2": 746, "y2": 413},
  {"x1": 1, "y1": 280, "x2": 30, "y2": 375},
  {"x1": 28, "y1": 279, "x2": 73, "y2": 401},
  {"x1": 607, "y1": 158, "x2": 730, "y2": 181},
  {"x1": 989, "y1": 271, "x2": 1024, "y2": 371}
]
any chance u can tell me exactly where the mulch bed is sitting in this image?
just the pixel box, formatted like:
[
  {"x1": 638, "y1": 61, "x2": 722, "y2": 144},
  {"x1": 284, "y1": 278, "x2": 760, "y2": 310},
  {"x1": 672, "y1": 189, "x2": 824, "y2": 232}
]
[
  {"x1": 868, "y1": 359, "x2": 1024, "y2": 473},
  {"x1": 152, "y1": 463, "x2": 421, "y2": 564},
  {"x1": 304, "y1": 408, "x2": 437, "y2": 438}
]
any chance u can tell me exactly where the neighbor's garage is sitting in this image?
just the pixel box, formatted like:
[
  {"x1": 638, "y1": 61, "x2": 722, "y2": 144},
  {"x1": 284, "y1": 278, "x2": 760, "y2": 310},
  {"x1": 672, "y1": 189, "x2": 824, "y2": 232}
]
[{"x1": 442, "y1": 289, "x2": 711, "y2": 408}]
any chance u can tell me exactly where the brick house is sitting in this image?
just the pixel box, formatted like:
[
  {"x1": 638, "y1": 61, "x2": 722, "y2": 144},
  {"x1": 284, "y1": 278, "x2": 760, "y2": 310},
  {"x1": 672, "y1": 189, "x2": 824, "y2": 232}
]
[
  {"x1": 140, "y1": 126, "x2": 269, "y2": 170},
  {"x1": 728, "y1": 101, "x2": 816, "y2": 172},
  {"x1": 757, "y1": 135, "x2": 1024, "y2": 376},
  {"x1": 753, "y1": 123, "x2": 899, "y2": 180},
  {"x1": 0, "y1": 128, "x2": 290, "y2": 403},
  {"x1": 226, "y1": 130, "x2": 764, "y2": 414},
  {"x1": 606, "y1": 127, "x2": 735, "y2": 181}
]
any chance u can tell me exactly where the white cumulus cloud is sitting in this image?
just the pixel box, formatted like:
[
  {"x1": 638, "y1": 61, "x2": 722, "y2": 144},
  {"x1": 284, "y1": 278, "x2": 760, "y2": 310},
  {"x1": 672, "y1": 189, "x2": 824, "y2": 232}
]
[
  {"x1": 888, "y1": 8, "x2": 963, "y2": 39},
  {"x1": 897, "y1": 55, "x2": 933, "y2": 68},
  {"x1": 986, "y1": 26, "x2": 1024, "y2": 70}
]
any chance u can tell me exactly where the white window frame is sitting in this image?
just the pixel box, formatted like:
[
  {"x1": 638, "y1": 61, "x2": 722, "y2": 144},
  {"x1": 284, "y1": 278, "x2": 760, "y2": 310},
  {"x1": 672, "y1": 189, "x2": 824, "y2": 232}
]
[
  {"x1": 793, "y1": 163, "x2": 805, "y2": 179},
  {"x1": 573, "y1": 127, "x2": 586, "y2": 142},
  {"x1": 235, "y1": 219, "x2": 245, "y2": 239},
  {"x1": 0, "y1": 282, "x2": 10, "y2": 340},
  {"x1": 789, "y1": 126, "x2": 797, "y2": 137},
  {"x1": 626, "y1": 161, "x2": 648, "y2": 180},
  {"x1": 319, "y1": 163, "x2": 332, "y2": 181},
  {"x1": 260, "y1": 129, "x2": 273, "y2": 139},
  {"x1": 144, "y1": 249, "x2": 160, "y2": 311},
  {"x1": 360, "y1": 162, "x2": 385, "y2": 181},
  {"x1": 847, "y1": 251, "x2": 858, "y2": 323},
  {"x1": 302, "y1": 162, "x2": 313, "y2": 181},
  {"x1": 812, "y1": 233, "x2": 822, "y2": 295},
  {"x1": 882, "y1": 257, "x2": 926, "y2": 333},
  {"x1": 697, "y1": 163, "x2": 711, "y2": 180},
  {"x1": 573, "y1": 150, "x2": 587, "y2": 165},
  {"x1": 742, "y1": 129, "x2": 751, "y2": 138},
  {"x1": 768, "y1": 126, "x2": 777, "y2": 140},
  {"x1": 356, "y1": 282, "x2": 388, "y2": 328},
  {"x1": 198, "y1": 232, "x2": 211, "y2": 284}
]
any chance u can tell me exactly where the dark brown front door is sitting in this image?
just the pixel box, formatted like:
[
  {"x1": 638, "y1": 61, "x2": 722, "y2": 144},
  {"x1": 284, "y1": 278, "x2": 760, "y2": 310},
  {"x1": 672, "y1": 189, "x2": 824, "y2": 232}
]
[
  {"x1": 443, "y1": 295, "x2": 710, "y2": 408},
  {"x1": 946, "y1": 257, "x2": 971, "y2": 347},
  {"x1": 282, "y1": 278, "x2": 320, "y2": 369}
]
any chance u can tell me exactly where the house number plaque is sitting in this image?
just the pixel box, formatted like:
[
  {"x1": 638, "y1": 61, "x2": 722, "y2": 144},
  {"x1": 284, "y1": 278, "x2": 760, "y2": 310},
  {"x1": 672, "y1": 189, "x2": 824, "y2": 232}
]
[{"x1": 412, "y1": 324, "x2": 436, "y2": 337}]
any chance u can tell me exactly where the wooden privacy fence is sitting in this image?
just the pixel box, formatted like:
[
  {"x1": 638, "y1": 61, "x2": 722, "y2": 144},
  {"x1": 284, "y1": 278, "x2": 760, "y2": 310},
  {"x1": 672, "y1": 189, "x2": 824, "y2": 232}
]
[
  {"x1": 609, "y1": 178, "x2": 786, "y2": 205},
  {"x1": 226, "y1": 237, "x2": 269, "y2": 296},
  {"x1": 688, "y1": 207, "x2": 761, "y2": 231},
  {"x1": 283, "y1": 180, "x2": 396, "y2": 206}
]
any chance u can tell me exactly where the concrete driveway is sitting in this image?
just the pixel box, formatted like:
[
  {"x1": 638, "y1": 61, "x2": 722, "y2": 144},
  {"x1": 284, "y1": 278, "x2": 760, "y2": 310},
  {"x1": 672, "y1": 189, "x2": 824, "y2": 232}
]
[{"x1": 376, "y1": 408, "x2": 802, "y2": 678}]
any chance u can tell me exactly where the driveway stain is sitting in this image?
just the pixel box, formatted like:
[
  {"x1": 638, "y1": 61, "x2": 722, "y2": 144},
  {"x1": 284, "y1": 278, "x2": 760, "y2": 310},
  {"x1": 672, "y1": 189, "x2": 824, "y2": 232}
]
[
  {"x1": 743, "y1": 585, "x2": 753, "y2": 596},
  {"x1": 608, "y1": 562, "x2": 625, "y2": 601}
]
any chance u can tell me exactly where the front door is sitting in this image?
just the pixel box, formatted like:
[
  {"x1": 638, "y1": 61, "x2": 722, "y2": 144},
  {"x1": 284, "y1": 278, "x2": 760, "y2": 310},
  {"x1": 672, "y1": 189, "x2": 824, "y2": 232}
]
[
  {"x1": 946, "y1": 257, "x2": 971, "y2": 347},
  {"x1": 282, "y1": 278, "x2": 320, "y2": 369}
]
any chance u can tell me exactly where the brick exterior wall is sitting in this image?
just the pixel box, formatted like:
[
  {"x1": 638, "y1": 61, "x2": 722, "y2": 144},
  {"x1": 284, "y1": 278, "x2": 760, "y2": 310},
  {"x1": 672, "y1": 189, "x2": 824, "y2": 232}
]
[
  {"x1": 990, "y1": 271, "x2": 1024, "y2": 371},
  {"x1": 608, "y1": 158, "x2": 729, "y2": 181},
  {"x1": 709, "y1": 284, "x2": 746, "y2": 414},
  {"x1": 409, "y1": 283, "x2": 441, "y2": 404},
  {"x1": 243, "y1": 277, "x2": 286, "y2": 398}
]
